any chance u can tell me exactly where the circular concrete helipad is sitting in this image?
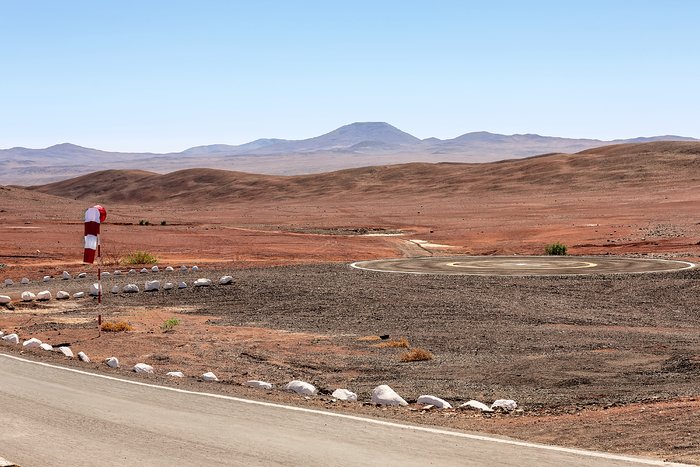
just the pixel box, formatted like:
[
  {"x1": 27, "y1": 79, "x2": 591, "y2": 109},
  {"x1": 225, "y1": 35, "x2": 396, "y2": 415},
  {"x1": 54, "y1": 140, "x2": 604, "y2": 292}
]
[{"x1": 350, "y1": 256, "x2": 696, "y2": 276}]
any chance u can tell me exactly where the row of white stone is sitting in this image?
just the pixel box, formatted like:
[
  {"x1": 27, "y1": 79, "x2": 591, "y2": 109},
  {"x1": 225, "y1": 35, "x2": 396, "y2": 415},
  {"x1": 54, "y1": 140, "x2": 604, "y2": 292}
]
[
  {"x1": 3, "y1": 265, "x2": 202, "y2": 287},
  {"x1": 0, "y1": 276, "x2": 234, "y2": 304},
  {"x1": 0, "y1": 329, "x2": 517, "y2": 410}
]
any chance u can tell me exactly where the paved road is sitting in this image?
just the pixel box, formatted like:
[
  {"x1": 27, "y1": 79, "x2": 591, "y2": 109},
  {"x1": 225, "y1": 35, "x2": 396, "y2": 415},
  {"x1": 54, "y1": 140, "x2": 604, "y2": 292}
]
[
  {"x1": 351, "y1": 256, "x2": 696, "y2": 276},
  {"x1": 0, "y1": 354, "x2": 680, "y2": 466}
]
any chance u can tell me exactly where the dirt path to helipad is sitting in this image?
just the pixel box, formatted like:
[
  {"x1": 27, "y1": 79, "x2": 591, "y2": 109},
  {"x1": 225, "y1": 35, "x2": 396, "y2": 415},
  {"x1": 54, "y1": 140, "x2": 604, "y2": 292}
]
[{"x1": 351, "y1": 256, "x2": 696, "y2": 276}]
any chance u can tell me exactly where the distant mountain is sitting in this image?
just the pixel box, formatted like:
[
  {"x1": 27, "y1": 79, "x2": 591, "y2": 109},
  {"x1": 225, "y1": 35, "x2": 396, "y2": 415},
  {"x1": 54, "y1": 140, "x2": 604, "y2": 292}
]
[{"x1": 1, "y1": 122, "x2": 697, "y2": 185}]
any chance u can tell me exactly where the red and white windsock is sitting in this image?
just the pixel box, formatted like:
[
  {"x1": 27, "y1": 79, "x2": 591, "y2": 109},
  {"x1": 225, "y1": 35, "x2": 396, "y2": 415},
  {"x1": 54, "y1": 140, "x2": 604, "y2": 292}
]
[{"x1": 83, "y1": 205, "x2": 107, "y2": 263}]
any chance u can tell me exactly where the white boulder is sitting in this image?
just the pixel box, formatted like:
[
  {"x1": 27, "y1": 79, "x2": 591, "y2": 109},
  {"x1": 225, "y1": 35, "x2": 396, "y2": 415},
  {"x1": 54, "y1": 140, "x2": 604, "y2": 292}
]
[
  {"x1": 417, "y1": 395, "x2": 452, "y2": 409},
  {"x1": 332, "y1": 388, "x2": 358, "y2": 401},
  {"x1": 371, "y1": 385, "x2": 408, "y2": 406},
  {"x1": 166, "y1": 371, "x2": 184, "y2": 378},
  {"x1": 22, "y1": 337, "x2": 43, "y2": 348},
  {"x1": 40, "y1": 343, "x2": 53, "y2": 351},
  {"x1": 78, "y1": 351, "x2": 90, "y2": 362},
  {"x1": 100, "y1": 272, "x2": 110, "y2": 278},
  {"x1": 89, "y1": 283, "x2": 101, "y2": 296},
  {"x1": 134, "y1": 363, "x2": 154, "y2": 374},
  {"x1": 178, "y1": 281, "x2": 187, "y2": 289},
  {"x1": 491, "y1": 399, "x2": 518, "y2": 411},
  {"x1": 145, "y1": 280, "x2": 160, "y2": 292},
  {"x1": 180, "y1": 265, "x2": 188, "y2": 272},
  {"x1": 56, "y1": 290, "x2": 70, "y2": 300},
  {"x1": 36, "y1": 290, "x2": 52, "y2": 301},
  {"x1": 245, "y1": 380, "x2": 273, "y2": 390},
  {"x1": 3, "y1": 333, "x2": 20, "y2": 344},
  {"x1": 140, "y1": 268, "x2": 148, "y2": 274},
  {"x1": 43, "y1": 275, "x2": 51, "y2": 282},
  {"x1": 165, "y1": 266, "x2": 174, "y2": 272},
  {"x1": 459, "y1": 400, "x2": 494, "y2": 412},
  {"x1": 21, "y1": 291, "x2": 36, "y2": 302},
  {"x1": 58, "y1": 346, "x2": 74, "y2": 358},
  {"x1": 191, "y1": 265, "x2": 199, "y2": 272},
  {"x1": 151, "y1": 265, "x2": 159, "y2": 273},
  {"x1": 4, "y1": 278, "x2": 14, "y2": 286},
  {"x1": 285, "y1": 380, "x2": 317, "y2": 396},
  {"x1": 77, "y1": 272, "x2": 87, "y2": 278},
  {"x1": 105, "y1": 357, "x2": 119, "y2": 368},
  {"x1": 20, "y1": 277, "x2": 29, "y2": 285},
  {"x1": 163, "y1": 282, "x2": 174, "y2": 290},
  {"x1": 73, "y1": 292, "x2": 85, "y2": 299},
  {"x1": 62, "y1": 271, "x2": 71, "y2": 280},
  {"x1": 122, "y1": 284, "x2": 139, "y2": 293},
  {"x1": 219, "y1": 275, "x2": 233, "y2": 285},
  {"x1": 113, "y1": 270, "x2": 122, "y2": 276},
  {"x1": 0, "y1": 295, "x2": 11, "y2": 304},
  {"x1": 201, "y1": 372, "x2": 218, "y2": 382},
  {"x1": 128, "y1": 269, "x2": 136, "y2": 274},
  {"x1": 111, "y1": 286, "x2": 120, "y2": 294},
  {"x1": 193, "y1": 278, "x2": 212, "y2": 287}
]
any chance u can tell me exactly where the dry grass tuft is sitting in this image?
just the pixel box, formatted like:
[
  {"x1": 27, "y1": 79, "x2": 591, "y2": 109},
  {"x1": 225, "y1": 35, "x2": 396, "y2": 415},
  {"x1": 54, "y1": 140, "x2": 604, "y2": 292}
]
[
  {"x1": 374, "y1": 337, "x2": 410, "y2": 348},
  {"x1": 399, "y1": 347, "x2": 433, "y2": 362},
  {"x1": 101, "y1": 321, "x2": 133, "y2": 332},
  {"x1": 357, "y1": 335, "x2": 381, "y2": 341}
]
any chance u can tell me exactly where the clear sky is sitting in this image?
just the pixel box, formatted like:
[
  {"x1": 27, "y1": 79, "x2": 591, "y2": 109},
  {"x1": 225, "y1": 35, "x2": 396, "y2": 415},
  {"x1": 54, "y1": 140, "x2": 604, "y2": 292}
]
[{"x1": 2, "y1": 0, "x2": 698, "y2": 152}]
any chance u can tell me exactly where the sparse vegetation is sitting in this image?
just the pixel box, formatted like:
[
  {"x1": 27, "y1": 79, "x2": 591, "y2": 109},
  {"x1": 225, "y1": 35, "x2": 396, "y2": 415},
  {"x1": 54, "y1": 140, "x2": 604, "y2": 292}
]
[
  {"x1": 160, "y1": 220, "x2": 167, "y2": 226},
  {"x1": 357, "y1": 335, "x2": 381, "y2": 341},
  {"x1": 122, "y1": 251, "x2": 158, "y2": 265},
  {"x1": 374, "y1": 337, "x2": 410, "y2": 348},
  {"x1": 399, "y1": 347, "x2": 433, "y2": 362},
  {"x1": 0, "y1": 263, "x2": 5, "y2": 269},
  {"x1": 138, "y1": 219, "x2": 150, "y2": 226},
  {"x1": 161, "y1": 317, "x2": 180, "y2": 332},
  {"x1": 101, "y1": 321, "x2": 133, "y2": 332},
  {"x1": 545, "y1": 242, "x2": 568, "y2": 255}
]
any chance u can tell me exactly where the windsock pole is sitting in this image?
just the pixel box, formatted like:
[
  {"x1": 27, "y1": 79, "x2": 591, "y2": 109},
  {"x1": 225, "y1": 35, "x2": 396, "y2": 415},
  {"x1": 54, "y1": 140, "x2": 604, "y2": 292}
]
[{"x1": 84, "y1": 205, "x2": 107, "y2": 335}]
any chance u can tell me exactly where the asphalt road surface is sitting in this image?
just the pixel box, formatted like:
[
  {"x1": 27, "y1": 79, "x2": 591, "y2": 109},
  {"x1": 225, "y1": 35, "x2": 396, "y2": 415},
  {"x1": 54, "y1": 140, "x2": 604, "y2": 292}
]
[
  {"x1": 0, "y1": 354, "x2": 681, "y2": 466},
  {"x1": 351, "y1": 256, "x2": 696, "y2": 276}
]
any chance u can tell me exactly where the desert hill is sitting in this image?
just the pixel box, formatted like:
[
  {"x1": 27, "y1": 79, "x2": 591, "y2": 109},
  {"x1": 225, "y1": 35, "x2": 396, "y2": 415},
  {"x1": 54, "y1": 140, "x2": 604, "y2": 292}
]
[{"x1": 27, "y1": 142, "x2": 700, "y2": 205}]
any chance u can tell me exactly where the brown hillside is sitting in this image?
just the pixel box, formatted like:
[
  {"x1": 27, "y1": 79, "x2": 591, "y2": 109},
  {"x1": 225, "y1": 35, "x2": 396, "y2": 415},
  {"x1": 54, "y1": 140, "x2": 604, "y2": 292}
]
[{"x1": 27, "y1": 142, "x2": 700, "y2": 205}]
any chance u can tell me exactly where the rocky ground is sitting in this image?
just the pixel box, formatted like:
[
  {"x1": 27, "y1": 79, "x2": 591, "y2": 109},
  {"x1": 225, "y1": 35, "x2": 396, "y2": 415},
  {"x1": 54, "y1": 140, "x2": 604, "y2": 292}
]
[{"x1": 2, "y1": 263, "x2": 699, "y2": 464}]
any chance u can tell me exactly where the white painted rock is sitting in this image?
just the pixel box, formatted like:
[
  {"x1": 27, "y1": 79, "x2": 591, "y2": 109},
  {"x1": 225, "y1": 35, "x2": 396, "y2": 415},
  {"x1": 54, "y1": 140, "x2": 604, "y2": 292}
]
[
  {"x1": 100, "y1": 271, "x2": 110, "y2": 278},
  {"x1": 122, "y1": 283, "x2": 139, "y2": 293},
  {"x1": 105, "y1": 357, "x2": 120, "y2": 368},
  {"x1": 89, "y1": 283, "x2": 101, "y2": 296},
  {"x1": 191, "y1": 265, "x2": 199, "y2": 272},
  {"x1": 22, "y1": 337, "x2": 43, "y2": 348},
  {"x1": 180, "y1": 265, "x2": 188, "y2": 272},
  {"x1": 20, "y1": 277, "x2": 29, "y2": 284},
  {"x1": 371, "y1": 385, "x2": 408, "y2": 406},
  {"x1": 62, "y1": 271, "x2": 71, "y2": 280},
  {"x1": 165, "y1": 266, "x2": 174, "y2": 272},
  {"x1": 0, "y1": 295, "x2": 11, "y2": 304},
  {"x1": 285, "y1": 380, "x2": 317, "y2": 396},
  {"x1": 134, "y1": 363, "x2": 154, "y2": 373},
  {"x1": 163, "y1": 282, "x2": 174, "y2": 290},
  {"x1": 245, "y1": 380, "x2": 273, "y2": 390},
  {"x1": 3, "y1": 333, "x2": 20, "y2": 344},
  {"x1": 459, "y1": 400, "x2": 494, "y2": 412},
  {"x1": 111, "y1": 286, "x2": 120, "y2": 294},
  {"x1": 4, "y1": 279, "x2": 14, "y2": 286},
  {"x1": 0, "y1": 330, "x2": 3, "y2": 336},
  {"x1": 140, "y1": 268, "x2": 149, "y2": 273},
  {"x1": 36, "y1": 290, "x2": 52, "y2": 301},
  {"x1": 219, "y1": 275, "x2": 233, "y2": 285},
  {"x1": 77, "y1": 272, "x2": 87, "y2": 278},
  {"x1": 332, "y1": 388, "x2": 358, "y2": 401},
  {"x1": 491, "y1": 399, "x2": 518, "y2": 411},
  {"x1": 166, "y1": 371, "x2": 184, "y2": 378},
  {"x1": 56, "y1": 290, "x2": 70, "y2": 300},
  {"x1": 59, "y1": 346, "x2": 74, "y2": 358},
  {"x1": 417, "y1": 395, "x2": 452, "y2": 409},
  {"x1": 43, "y1": 275, "x2": 51, "y2": 282},
  {"x1": 178, "y1": 281, "x2": 187, "y2": 289},
  {"x1": 78, "y1": 351, "x2": 90, "y2": 362},
  {"x1": 21, "y1": 291, "x2": 36, "y2": 302},
  {"x1": 151, "y1": 265, "x2": 159, "y2": 272},
  {"x1": 201, "y1": 371, "x2": 218, "y2": 382},
  {"x1": 73, "y1": 292, "x2": 85, "y2": 299},
  {"x1": 114, "y1": 270, "x2": 123, "y2": 276},
  {"x1": 128, "y1": 269, "x2": 136, "y2": 274},
  {"x1": 193, "y1": 278, "x2": 212, "y2": 287},
  {"x1": 145, "y1": 280, "x2": 160, "y2": 292},
  {"x1": 40, "y1": 342, "x2": 53, "y2": 351}
]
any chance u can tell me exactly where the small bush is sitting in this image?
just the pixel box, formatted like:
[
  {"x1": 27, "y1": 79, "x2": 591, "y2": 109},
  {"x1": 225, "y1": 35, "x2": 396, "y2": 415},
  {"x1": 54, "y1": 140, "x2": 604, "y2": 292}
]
[
  {"x1": 544, "y1": 242, "x2": 568, "y2": 255},
  {"x1": 374, "y1": 337, "x2": 410, "y2": 348},
  {"x1": 161, "y1": 317, "x2": 180, "y2": 332},
  {"x1": 160, "y1": 220, "x2": 167, "y2": 226},
  {"x1": 139, "y1": 219, "x2": 150, "y2": 226},
  {"x1": 122, "y1": 251, "x2": 158, "y2": 265},
  {"x1": 399, "y1": 348, "x2": 433, "y2": 362},
  {"x1": 101, "y1": 321, "x2": 133, "y2": 332}
]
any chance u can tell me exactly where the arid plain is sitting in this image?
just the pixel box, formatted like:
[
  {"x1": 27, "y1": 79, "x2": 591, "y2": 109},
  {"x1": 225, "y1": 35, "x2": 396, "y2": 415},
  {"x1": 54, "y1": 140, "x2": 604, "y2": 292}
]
[{"x1": 2, "y1": 141, "x2": 700, "y2": 463}]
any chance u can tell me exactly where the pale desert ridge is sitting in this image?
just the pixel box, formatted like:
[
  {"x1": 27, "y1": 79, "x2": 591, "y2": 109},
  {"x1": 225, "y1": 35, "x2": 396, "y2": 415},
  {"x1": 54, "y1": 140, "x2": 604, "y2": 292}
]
[{"x1": 1, "y1": 141, "x2": 700, "y2": 464}]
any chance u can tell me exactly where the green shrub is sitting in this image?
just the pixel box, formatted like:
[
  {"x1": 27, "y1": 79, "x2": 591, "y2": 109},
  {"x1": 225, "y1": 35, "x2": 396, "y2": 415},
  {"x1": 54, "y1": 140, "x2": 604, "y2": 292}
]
[
  {"x1": 161, "y1": 318, "x2": 180, "y2": 332},
  {"x1": 122, "y1": 251, "x2": 158, "y2": 265},
  {"x1": 160, "y1": 220, "x2": 167, "y2": 226},
  {"x1": 139, "y1": 219, "x2": 150, "y2": 226},
  {"x1": 545, "y1": 242, "x2": 568, "y2": 255}
]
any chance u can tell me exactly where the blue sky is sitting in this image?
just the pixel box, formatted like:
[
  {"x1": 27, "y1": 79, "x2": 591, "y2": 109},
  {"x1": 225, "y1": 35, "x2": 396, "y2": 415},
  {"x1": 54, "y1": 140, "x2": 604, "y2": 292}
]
[{"x1": 2, "y1": 1, "x2": 698, "y2": 152}]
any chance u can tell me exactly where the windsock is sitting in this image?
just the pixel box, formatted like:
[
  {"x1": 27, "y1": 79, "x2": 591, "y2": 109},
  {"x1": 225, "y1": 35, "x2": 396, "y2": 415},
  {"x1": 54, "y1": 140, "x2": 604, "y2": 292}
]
[{"x1": 84, "y1": 205, "x2": 107, "y2": 263}]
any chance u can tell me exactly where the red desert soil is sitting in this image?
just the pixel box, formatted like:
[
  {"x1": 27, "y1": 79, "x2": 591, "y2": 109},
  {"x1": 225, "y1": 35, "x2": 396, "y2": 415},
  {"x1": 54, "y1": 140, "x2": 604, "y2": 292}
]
[{"x1": 2, "y1": 141, "x2": 700, "y2": 464}]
